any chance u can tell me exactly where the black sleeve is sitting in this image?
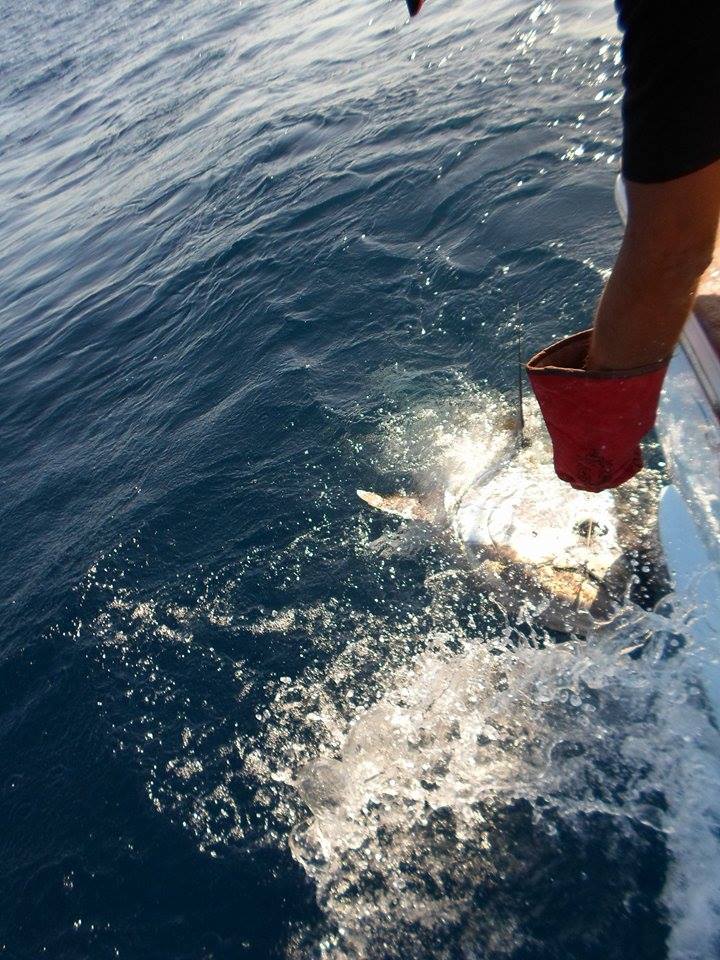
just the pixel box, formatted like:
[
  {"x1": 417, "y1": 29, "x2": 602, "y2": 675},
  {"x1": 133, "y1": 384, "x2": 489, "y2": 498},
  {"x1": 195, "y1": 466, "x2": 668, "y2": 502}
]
[{"x1": 617, "y1": 0, "x2": 720, "y2": 183}]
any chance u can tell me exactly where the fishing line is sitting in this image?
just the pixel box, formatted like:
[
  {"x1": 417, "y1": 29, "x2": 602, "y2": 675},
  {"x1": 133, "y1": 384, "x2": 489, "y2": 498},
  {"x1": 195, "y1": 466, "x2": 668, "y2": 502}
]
[{"x1": 517, "y1": 336, "x2": 526, "y2": 449}]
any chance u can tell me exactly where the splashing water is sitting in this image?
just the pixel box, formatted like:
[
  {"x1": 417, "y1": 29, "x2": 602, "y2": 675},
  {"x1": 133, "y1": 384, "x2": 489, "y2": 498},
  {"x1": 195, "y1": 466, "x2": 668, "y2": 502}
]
[
  {"x1": 286, "y1": 602, "x2": 720, "y2": 959},
  {"x1": 85, "y1": 384, "x2": 720, "y2": 960}
]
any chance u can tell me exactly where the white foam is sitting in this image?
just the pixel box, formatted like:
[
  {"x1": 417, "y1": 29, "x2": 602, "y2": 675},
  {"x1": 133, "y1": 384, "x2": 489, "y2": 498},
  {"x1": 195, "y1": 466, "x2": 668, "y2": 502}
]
[
  {"x1": 84, "y1": 383, "x2": 720, "y2": 959},
  {"x1": 283, "y1": 597, "x2": 720, "y2": 958}
]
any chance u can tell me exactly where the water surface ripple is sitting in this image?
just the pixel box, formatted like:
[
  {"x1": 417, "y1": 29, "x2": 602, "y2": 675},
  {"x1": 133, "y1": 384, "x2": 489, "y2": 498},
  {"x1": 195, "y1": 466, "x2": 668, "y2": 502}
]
[{"x1": 6, "y1": 1, "x2": 715, "y2": 959}]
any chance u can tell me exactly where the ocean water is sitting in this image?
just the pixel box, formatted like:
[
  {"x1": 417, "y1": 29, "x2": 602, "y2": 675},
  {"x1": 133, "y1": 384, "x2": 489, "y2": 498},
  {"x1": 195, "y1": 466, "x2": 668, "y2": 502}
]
[{"x1": 3, "y1": 0, "x2": 720, "y2": 958}]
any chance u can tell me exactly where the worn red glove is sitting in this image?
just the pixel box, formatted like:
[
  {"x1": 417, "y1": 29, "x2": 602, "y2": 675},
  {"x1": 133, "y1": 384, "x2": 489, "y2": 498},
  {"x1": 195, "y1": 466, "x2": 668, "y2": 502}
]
[{"x1": 526, "y1": 330, "x2": 669, "y2": 493}]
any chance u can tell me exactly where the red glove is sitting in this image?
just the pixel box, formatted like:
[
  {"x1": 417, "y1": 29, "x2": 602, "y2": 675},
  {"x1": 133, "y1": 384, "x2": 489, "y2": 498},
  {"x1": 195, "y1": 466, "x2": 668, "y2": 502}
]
[{"x1": 526, "y1": 330, "x2": 669, "y2": 493}]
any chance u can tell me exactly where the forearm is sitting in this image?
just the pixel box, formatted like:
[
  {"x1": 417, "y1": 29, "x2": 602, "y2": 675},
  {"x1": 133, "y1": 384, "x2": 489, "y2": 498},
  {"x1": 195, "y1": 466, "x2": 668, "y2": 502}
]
[
  {"x1": 587, "y1": 162, "x2": 720, "y2": 371},
  {"x1": 587, "y1": 234, "x2": 705, "y2": 371}
]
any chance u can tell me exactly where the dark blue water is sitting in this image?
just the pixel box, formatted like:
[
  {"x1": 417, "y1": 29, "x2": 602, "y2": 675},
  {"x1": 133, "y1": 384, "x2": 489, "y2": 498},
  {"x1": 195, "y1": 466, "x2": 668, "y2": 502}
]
[{"x1": 3, "y1": 1, "x2": 703, "y2": 957}]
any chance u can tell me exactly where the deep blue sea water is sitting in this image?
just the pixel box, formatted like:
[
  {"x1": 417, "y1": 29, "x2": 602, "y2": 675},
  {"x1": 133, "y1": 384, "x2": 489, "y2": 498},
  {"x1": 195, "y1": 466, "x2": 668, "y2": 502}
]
[{"x1": 5, "y1": 1, "x2": 717, "y2": 958}]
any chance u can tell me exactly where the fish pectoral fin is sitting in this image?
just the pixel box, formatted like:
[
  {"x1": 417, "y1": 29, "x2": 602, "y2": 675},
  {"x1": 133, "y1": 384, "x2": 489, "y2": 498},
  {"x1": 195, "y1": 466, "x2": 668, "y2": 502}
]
[{"x1": 357, "y1": 489, "x2": 430, "y2": 521}]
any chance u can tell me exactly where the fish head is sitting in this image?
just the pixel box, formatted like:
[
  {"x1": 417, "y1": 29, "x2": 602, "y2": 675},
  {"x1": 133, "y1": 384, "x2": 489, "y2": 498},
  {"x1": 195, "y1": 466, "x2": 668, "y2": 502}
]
[{"x1": 452, "y1": 439, "x2": 626, "y2": 631}]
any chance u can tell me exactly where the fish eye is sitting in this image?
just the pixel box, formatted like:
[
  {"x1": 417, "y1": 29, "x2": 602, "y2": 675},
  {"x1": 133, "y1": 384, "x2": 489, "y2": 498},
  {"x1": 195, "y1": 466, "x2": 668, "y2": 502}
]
[{"x1": 575, "y1": 519, "x2": 608, "y2": 538}]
